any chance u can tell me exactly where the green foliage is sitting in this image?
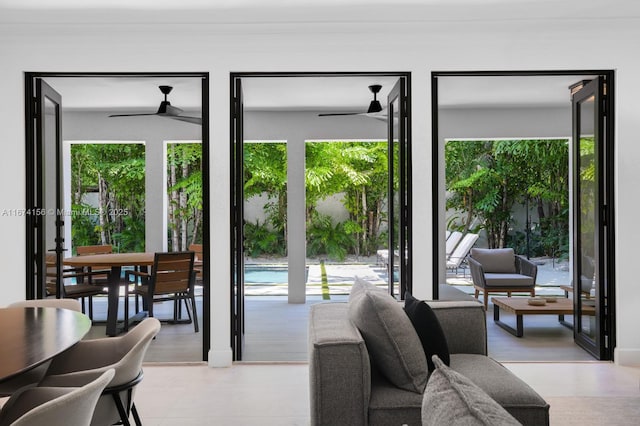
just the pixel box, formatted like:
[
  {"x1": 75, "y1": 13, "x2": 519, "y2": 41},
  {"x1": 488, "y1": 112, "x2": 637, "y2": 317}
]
[
  {"x1": 112, "y1": 215, "x2": 146, "y2": 253},
  {"x1": 242, "y1": 141, "x2": 391, "y2": 259},
  {"x1": 244, "y1": 142, "x2": 288, "y2": 247},
  {"x1": 306, "y1": 141, "x2": 389, "y2": 256},
  {"x1": 306, "y1": 212, "x2": 356, "y2": 261},
  {"x1": 446, "y1": 139, "x2": 569, "y2": 258},
  {"x1": 71, "y1": 143, "x2": 146, "y2": 253},
  {"x1": 70, "y1": 204, "x2": 100, "y2": 251},
  {"x1": 167, "y1": 143, "x2": 204, "y2": 250},
  {"x1": 243, "y1": 220, "x2": 285, "y2": 257}
]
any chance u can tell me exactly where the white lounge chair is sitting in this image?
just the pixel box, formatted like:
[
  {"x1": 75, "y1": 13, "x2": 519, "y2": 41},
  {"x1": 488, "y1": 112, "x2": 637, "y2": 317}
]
[
  {"x1": 445, "y1": 231, "x2": 463, "y2": 257},
  {"x1": 446, "y1": 233, "x2": 479, "y2": 275}
]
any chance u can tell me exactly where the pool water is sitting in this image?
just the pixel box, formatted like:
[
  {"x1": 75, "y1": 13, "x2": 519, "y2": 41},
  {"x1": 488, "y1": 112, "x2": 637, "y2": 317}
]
[{"x1": 244, "y1": 266, "x2": 289, "y2": 284}]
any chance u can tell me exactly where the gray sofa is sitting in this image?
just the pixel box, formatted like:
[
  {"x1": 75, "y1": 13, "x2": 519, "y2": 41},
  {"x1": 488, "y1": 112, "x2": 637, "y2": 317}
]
[{"x1": 309, "y1": 300, "x2": 549, "y2": 426}]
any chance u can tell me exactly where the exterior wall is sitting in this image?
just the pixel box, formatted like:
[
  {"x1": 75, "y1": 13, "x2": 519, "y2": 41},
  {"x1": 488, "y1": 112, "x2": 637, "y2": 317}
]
[{"x1": 1, "y1": 14, "x2": 639, "y2": 366}]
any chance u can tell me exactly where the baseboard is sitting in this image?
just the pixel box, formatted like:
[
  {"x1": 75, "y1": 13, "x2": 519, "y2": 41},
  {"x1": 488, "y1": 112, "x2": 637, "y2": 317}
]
[
  {"x1": 208, "y1": 348, "x2": 233, "y2": 367},
  {"x1": 614, "y1": 348, "x2": 640, "y2": 367}
]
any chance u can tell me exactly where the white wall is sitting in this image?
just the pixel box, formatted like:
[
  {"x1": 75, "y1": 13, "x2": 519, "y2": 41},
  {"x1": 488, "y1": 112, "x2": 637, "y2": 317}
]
[{"x1": 1, "y1": 15, "x2": 640, "y2": 366}]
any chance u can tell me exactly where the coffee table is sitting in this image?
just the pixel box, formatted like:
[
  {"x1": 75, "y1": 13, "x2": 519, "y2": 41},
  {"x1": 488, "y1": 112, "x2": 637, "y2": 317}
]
[{"x1": 492, "y1": 297, "x2": 574, "y2": 337}]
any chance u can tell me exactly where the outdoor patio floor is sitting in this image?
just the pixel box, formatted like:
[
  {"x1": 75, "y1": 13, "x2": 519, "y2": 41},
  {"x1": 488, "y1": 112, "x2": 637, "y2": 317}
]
[{"x1": 81, "y1": 257, "x2": 593, "y2": 363}]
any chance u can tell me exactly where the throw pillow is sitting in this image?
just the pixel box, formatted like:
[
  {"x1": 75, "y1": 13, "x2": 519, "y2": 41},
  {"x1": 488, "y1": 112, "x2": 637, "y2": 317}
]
[
  {"x1": 403, "y1": 291, "x2": 450, "y2": 372},
  {"x1": 348, "y1": 278, "x2": 428, "y2": 393},
  {"x1": 470, "y1": 248, "x2": 516, "y2": 274},
  {"x1": 422, "y1": 355, "x2": 521, "y2": 426},
  {"x1": 348, "y1": 276, "x2": 384, "y2": 302}
]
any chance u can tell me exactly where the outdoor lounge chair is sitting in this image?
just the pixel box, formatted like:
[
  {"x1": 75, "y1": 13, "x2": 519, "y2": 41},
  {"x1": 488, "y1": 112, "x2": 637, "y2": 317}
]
[
  {"x1": 445, "y1": 231, "x2": 463, "y2": 258},
  {"x1": 445, "y1": 232, "x2": 479, "y2": 274},
  {"x1": 468, "y1": 247, "x2": 537, "y2": 309}
]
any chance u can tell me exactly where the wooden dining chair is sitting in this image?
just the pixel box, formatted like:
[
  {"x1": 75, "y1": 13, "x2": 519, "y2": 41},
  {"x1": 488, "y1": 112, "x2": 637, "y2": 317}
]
[
  {"x1": 188, "y1": 243, "x2": 204, "y2": 283},
  {"x1": 125, "y1": 251, "x2": 198, "y2": 332},
  {"x1": 45, "y1": 253, "x2": 106, "y2": 319},
  {"x1": 76, "y1": 244, "x2": 114, "y2": 284}
]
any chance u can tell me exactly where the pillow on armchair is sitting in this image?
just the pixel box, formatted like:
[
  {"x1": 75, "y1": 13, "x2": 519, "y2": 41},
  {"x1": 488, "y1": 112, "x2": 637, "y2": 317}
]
[
  {"x1": 470, "y1": 248, "x2": 516, "y2": 274},
  {"x1": 348, "y1": 278, "x2": 428, "y2": 394}
]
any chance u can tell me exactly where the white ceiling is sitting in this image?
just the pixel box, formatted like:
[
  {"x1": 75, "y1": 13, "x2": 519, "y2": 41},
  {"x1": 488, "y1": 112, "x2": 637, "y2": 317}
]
[
  {"x1": 2, "y1": 0, "x2": 639, "y2": 24},
  {"x1": 45, "y1": 74, "x2": 592, "y2": 113}
]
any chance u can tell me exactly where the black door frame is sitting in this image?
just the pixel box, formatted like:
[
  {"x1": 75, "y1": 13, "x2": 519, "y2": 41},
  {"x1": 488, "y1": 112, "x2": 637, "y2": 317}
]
[
  {"x1": 431, "y1": 69, "x2": 615, "y2": 360},
  {"x1": 387, "y1": 77, "x2": 412, "y2": 298},
  {"x1": 24, "y1": 72, "x2": 211, "y2": 361},
  {"x1": 229, "y1": 71, "x2": 412, "y2": 360},
  {"x1": 571, "y1": 77, "x2": 611, "y2": 359}
]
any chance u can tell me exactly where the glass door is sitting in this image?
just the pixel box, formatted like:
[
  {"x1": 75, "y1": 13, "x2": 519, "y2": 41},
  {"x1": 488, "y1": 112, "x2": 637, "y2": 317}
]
[
  {"x1": 231, "y1": 77, "x2": 246, "y2": 360},
  {"x1": 571, "y1": 77, "x2": 613, "y2": 359},
  {"x1": 27, "y1": 78, "x2": 65, "y2": 300},
  {"x1": 387, "y1": 77, "x2": 412, "y2": 298}
]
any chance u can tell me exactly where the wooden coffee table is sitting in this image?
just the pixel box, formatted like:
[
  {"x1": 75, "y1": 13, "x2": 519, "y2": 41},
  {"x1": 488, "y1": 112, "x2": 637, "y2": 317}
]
[{"x1": 492, "y1": 297, "x2": 574, "y2": 337}]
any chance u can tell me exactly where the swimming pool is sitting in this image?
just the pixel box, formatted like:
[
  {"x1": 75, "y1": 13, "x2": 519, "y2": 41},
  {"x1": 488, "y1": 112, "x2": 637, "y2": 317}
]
[
  {"x1": 244, "y1": 265, "x2": 289, "y2": 284},
  {"x1": 243, "y1": 265, "x2": 309, "y2": 284}
]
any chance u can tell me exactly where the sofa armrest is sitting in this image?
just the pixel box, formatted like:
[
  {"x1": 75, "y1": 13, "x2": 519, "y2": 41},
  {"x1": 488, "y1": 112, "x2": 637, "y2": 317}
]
[
  {"x1": 428, "y1": 301, "x2": 487, "y2": 356},
  {"x1": 468, "y1": 257, "x2": 486, "y2": 288},
  {"x1": 515, "y1": 256, "x2": 538, "y2": 281},
  {"x1": 309, "y1": 303, "x2": 370, "y2": 426}
]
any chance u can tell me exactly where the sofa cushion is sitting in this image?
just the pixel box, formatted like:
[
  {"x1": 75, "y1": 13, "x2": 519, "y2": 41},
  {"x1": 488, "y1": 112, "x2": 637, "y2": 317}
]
[
  {"x1": 404, "y1": 292, "x2": 450, "y2": 372},
  {"x1": 422, "y1": 355, "x2": 521, "y2": 426},
  {"x1": 471, "y1": 248, "x2": 516, "y2": 274},
  {"x1": 369, "y1": 367, "x2": 423, "y2": 426},
  {"x1": 348, "y1": 278, "x2": 428, "y2": 394},
  {"x1": 450, "y1": 353, "x2": 549, "y2": 425},
  {"x1": 484, "y1": 273, "x2": 534, "y2": 287}
]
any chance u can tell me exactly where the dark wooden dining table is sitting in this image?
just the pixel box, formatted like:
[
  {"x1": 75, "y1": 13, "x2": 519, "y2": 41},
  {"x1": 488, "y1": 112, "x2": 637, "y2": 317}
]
[
  {"x1": 65, "y1": 252, "x2": 155, "y2": 336},
  {"x1": 0, "y1": 307, "x2": 91, "y2": 383}
]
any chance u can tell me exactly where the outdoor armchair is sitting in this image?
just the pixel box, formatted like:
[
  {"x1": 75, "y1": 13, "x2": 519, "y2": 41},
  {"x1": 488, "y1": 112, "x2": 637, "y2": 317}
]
[{"x1": 469, "y1": 248, "x2": 537, "y2": 309}]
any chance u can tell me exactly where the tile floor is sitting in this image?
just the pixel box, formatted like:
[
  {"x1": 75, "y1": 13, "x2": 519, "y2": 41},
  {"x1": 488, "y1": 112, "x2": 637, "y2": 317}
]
[{"x1": 135, "y1": 361, "x2": 640, "y2": 425}]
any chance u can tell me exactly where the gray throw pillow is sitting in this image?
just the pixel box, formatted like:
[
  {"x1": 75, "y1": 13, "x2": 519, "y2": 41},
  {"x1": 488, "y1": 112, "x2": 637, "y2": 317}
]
[
  {"x1": 422, "y1": 356, "x2": 522, "y2": 426},
  {"x1": 348, "y1": 278, "x2": 428, "y2": 393},
  {"x1": 471, "y1": 248, "x2": 516, "y2": 274}
]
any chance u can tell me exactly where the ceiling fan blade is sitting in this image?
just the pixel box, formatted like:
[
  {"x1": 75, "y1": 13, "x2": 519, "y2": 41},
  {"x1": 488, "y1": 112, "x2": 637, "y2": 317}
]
[
  {"x1": 169, "y1": 116, "x2": 202, "y2": 125},
  {"x1": 109, "y1": 113, "x2": 158, "y2": 117},
  {"x1": 162, "y1": 104, "x2": 184, "y2": 116},
  {"x1": 109, "y1": 86, "x2": 198, "y2": 124},
  {"x1": 318, "y1": 112, "x2": 366, "y2": 117}
]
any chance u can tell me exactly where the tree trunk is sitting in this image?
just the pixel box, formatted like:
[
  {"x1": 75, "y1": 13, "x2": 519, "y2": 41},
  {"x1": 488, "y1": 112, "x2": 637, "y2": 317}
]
[
  {"x1": 190, "y1": 209, "x2": 201, "y2": 246},
  {"x1": 180, "y1": 154, "x2": 189, "y2": 251},
  {"x1": 359, "y1": 189, "x2": 367, "y2": 257},
  {"x1": 97, "y1": 172, "x2": 108, "y2": 245},
  {"x1": 168, "y1": 146, "x2": 179, "y2": 251},
  {"x1": 74, "y1": 162, "x2": 82, "y2": 205}
]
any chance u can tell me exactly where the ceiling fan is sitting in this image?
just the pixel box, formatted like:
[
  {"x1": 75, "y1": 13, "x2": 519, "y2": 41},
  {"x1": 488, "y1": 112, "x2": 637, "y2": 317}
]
[
  {"x1": 109, "y1": 85, "x2": 201, "y2": 125},
  {"x1": 318, "y1": 84, "x2": 386, "y2": 118}
]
